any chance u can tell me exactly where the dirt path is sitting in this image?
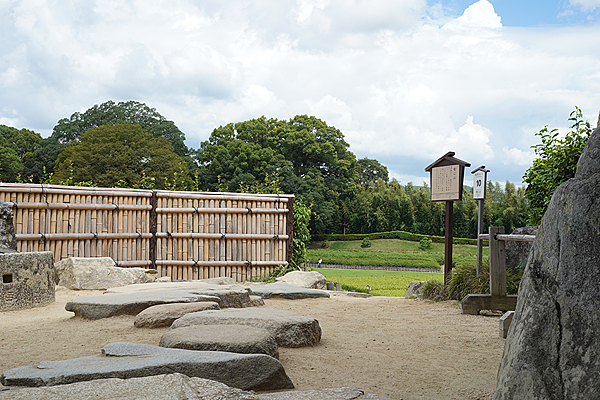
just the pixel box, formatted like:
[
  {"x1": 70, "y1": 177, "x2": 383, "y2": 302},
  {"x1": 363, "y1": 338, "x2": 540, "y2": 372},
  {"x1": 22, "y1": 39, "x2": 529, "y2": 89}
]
[{"x1": 0, "y1": 290, "x2": 505, "y2": 399}]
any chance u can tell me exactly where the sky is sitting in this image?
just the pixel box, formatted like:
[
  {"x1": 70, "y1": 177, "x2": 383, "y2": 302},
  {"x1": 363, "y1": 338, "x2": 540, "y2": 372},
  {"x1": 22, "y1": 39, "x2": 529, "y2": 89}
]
[{"x1": 1, "y1": 0, "x2": 600, "y2": 187}]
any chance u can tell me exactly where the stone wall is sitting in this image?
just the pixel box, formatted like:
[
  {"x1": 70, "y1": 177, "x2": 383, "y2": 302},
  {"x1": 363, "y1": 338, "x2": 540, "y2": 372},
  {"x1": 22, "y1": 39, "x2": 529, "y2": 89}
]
[
  {"x1": 0, "y1": 201, "x2": 16, "y2": 252},
  {"x1": 0, "y1": 252, "x2": 55, "y2": 311}
]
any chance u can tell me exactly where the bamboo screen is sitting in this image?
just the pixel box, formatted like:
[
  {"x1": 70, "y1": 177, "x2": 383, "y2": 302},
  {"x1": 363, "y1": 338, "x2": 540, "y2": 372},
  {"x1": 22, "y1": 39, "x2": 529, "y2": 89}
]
[{"x1": 0, "y1": 183, "x2": 294, "y2": 282}]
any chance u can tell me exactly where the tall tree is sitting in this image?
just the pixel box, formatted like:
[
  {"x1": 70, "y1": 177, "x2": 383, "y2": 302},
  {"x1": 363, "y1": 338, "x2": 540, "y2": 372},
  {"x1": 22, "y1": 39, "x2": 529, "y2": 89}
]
[
  {"x1": 356, "y1": 158, "x2": 389, "y2": 188},
  {"x1": 51, "y1": 100, "x2": 190, "y2": 161},
  {"x1": 53, "y1": 124, "x2": 187, "y2": 188}
]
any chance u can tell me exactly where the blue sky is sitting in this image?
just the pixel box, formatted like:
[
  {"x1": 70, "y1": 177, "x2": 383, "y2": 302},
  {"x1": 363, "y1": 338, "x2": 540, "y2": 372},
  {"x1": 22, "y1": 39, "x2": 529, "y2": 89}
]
[{"x1": 1, "y1": 0, "x2": 600, "y2": 187}]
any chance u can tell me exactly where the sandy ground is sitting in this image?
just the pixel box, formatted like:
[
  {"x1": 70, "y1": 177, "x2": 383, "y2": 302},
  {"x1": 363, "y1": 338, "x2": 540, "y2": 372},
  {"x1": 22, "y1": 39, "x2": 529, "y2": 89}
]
[{"x1": 0, "y1": 289, "x2": 505, "y2": 400}]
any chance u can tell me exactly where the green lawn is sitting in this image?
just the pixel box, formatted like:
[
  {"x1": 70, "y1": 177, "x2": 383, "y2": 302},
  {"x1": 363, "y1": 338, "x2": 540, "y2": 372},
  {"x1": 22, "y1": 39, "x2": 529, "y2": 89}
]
[
  {"x1": 308, "y1": 238, "x2": 487, "y2": 269},
  {"x1": 318, "y1": 268, "x2": 443, "y2": 297}
]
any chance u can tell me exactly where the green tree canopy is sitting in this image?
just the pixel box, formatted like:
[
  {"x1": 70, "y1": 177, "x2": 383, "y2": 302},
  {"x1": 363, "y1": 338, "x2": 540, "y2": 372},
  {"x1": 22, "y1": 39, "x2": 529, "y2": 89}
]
[
  {"x1": 356, "y1": 158, "x2": 389, "y2": 188},
  {"x1": 523, "y1": 107, "x2": 593, "y2": 224},
  {"x1": 53, "y1": 124, "x2": 187, "y2": 188},
  {"x1": 51, "y1": 100, "x2": 190, "y2": 159}
]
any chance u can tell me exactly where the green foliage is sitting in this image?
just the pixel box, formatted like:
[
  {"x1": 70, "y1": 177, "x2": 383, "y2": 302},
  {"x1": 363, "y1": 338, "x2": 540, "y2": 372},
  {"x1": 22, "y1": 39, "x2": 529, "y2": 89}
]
[
  {"x1": 292, "y1": 198, "x2": 312, "y2": 268},
  {"x1": 523, "y1": 106, "x2": 593, "y2": 225},
  {"x1": 356, "y1": 158, "x2": 389, "y2": 188},
  {"x1": 312, "y1": 230, "x2": 485, "y2": 246},
  {"x1": 360, "y1": 237, "x2": 372, "y2": 248},
  {"x1": 0, "y1": 146, "x2": 23, "y2": 182},
  {"x1": 445, "y1": 260, "x2": 523, "y2": 301},
  {"x1": 308, "y1": 249, "x2": 442, "y2": 269},
  {"x1": 418, "y1": 237, "x2": 432, "y2": 250},
  {"x1": 263, "y1": 264, "x2": 300, "y2": 283},
  {"x1": 52, "y1": 124, "x2": 186, "y2": 189},
  {"x1": 419, "y1": 280, "x2": 446, "y2": 301}
]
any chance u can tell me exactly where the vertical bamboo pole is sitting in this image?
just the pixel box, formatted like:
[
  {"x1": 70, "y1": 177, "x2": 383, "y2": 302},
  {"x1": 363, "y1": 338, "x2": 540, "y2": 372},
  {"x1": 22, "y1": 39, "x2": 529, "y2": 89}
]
[{"x1": 220, "y1": 199, "x2": 226, "y2": 278}]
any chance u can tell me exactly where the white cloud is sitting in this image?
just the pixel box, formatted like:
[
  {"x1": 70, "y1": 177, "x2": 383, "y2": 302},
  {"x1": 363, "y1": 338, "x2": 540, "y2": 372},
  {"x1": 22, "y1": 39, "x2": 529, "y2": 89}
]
[
  {"x1": 569, "y1": 0, "x2": 600, "y2": 12},
  {"x1": 502, "y1": 147, "x2": 535, "y2": 166}
]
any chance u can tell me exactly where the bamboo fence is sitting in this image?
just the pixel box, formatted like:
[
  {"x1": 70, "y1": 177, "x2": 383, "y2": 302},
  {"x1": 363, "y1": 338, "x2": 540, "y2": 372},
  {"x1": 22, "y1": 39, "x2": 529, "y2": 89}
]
[{"x1": 0, "y1": 183, "x2": 294, "y2": 282}]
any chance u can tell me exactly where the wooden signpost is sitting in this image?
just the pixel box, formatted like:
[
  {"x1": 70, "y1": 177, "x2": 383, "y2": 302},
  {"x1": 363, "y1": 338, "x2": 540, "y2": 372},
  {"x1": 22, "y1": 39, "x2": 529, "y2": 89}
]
[
  {"x1": 471, "y1": 166, "x2": 489, "y2": 276},
  {"x1": 425, "y1": 152, "x2": 471, "y2": 286}
]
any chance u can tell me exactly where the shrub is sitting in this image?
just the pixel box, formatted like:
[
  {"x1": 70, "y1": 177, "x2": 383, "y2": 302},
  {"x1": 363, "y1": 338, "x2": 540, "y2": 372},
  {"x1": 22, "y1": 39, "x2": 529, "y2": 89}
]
[
  {"x1": 361, "y1": 237, "x2": 372, "y2": 248},
  {"x1": 446, "y1": 260, "x2": 523, "y2": 300},
  {"x1": 419, "y1": 280, "x2": 445, "y2": 301},
  {"x1": 419, "y1": 237, "x2": 432, "y2": 250}
]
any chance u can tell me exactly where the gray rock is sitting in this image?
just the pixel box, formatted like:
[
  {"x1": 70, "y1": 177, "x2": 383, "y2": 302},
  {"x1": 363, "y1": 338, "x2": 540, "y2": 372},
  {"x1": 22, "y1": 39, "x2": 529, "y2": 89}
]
[
  {"x1": 246, "y1": 295, "x2": 266, "y2": 307},
  {"x1": 54, "y1": 257, "x2": 157, "y2": 289},
  {"x1": 250, "y1": 283, "x2": 330, "y2": 300},
  {"x1": 494, "y1": 126, "x2": 600, "y2": 399},
  {"x1": 65, "y1": 290, "x2": 222, "y2": 319},
  {"x1": 134, "y1": 301, "x2": 221, "y2": 328},
  {"x1": 106, "y1": 281, "x2": 256, "y2": 308},
  {"x1": 170, "y1": 307, "x2": 321, "y2": 348},
  {"x1": 0, "y1": 251, "x2": 55, "y2": 311},
  {"x1": 504, "y1": 226, "x2": 538, "y2": 271},
  {"x1": 403, "y1": 281, "x2": 427, "y2": 298},
  {"x1": 0, "y1": 201, "x2": 17, "y2": 252},
  {"x1": 275, "y1": 271, "x2": 327, "y2": 290},
  {"x1": 0, "y1": 373, "x2": 258, "y2": 400},
  {"x1": 1, "y1": 342, "x2": 294, "y2": 392},
  {"x1": 258, "y1": 387, "x2": 394, "y2": 399},
  {"x1": 160, "y1": 324, "x2": 279, "y2": 359}
]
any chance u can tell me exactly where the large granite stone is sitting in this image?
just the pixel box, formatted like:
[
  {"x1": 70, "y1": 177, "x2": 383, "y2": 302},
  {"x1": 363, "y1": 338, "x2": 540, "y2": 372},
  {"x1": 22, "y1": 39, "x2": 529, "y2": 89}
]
[
  {"x1": 275, "y1": 271, "x2": 327, "y2": 290},
  {"x1": 134, "y1": 301, "x2": 220, "y2": 328},
  {"x1": 0, "y1": 201, "x2": 16, "y2": 252},
  {"x1": 160, "y1": 324, "x2": 279, "y2": 359},
  {"x1": 55, "y1": 257, "x2": 157, "y2": 289},
  {"x1": 170, "y1": 307, "x2": 322, "y2": 347},
  {"x1": 250, "y1": 283, "x2": 330, "y2": 300},
  {"x1": 0, "y1": 373, "x2": 257, "y2": 400},
  {"x1": 1, "y1": 251, "x2": 55, "y2": 311},
  {"x1": 0, "y1": 342, "x2": 294, "y2": 392},
  {"x1": 65, "y1": 290, "x2": 222, "y2": 319},
  {"x1": 505, "y1": 226, "x2": 538, "y2": 271},
  {"x1": 494, "y1": 126, "x2": 600, "y2": 399}
]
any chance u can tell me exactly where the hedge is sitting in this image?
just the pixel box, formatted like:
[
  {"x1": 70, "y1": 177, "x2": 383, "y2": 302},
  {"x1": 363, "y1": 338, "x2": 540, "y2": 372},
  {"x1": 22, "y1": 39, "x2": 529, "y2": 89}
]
[{"x1": 311, "y1": 230, "x2": 488, "y2": 246}]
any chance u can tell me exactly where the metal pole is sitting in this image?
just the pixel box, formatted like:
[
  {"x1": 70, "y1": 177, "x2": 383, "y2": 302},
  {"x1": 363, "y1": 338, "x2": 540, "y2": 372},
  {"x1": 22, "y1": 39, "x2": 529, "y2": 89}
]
[
  {"x1": 476, "y1": 198, "x2": 484, "y2": 275},
  {"x1": 444, "y1": 200, "x2": 453, "y2": 286}
]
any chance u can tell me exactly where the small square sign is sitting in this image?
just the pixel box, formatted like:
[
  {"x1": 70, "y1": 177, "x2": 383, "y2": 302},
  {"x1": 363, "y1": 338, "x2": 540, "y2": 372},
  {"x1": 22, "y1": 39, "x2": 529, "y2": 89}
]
[{"x1": 473, "y1": 170, "x2": 486, "y2": 200}]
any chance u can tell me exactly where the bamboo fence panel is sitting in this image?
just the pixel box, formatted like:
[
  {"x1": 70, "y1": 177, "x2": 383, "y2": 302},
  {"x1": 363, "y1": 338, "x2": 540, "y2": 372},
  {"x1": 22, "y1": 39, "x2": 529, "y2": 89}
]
[{"x1": 0, "y1": 183, "x2": 294, "y2": 282}]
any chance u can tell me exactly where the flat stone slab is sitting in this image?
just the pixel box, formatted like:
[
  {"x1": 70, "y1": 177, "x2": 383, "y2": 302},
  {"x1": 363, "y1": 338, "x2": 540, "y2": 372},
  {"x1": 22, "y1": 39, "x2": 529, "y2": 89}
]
[
  {"x1": 0, "y1": 342, "x2": 294, "y2": 392},
  {"x1": 258, "y1": 387, "x2": 394, "y2": 399},
  {"x1": 134, "y1": 301, "x2": 220, "y2": 328},
  {"x1": 249, "y1": 283, "x2": 330, "y2": 300},
  {"x1": 160, "y1": 324, "x2": 279, "y2": 359},
  {"x1": 65, "y1": 291, "x2": 222, "y2": 319},
  {"x1": 170, "y1": 308, "x2": 321, "y2": 347},
  {"x1": 0, "y1": 373, "x2": 257, "y2": 400}
]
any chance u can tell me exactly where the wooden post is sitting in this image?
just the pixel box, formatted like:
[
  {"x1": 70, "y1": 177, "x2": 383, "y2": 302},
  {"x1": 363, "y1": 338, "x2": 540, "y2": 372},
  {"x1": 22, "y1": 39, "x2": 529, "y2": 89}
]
[
  {"x1": 149, "y1": 191, "x2": 157, "y2": 270},
  {"x1": 444, "y1": 200, "x2": 453, "y2": 286},
  {"x1": 489, "y1": 226, "x2": 507, "y2": 296},
  {"x1": 476, "y1": 199, "x2": 484, "y2": 275}
]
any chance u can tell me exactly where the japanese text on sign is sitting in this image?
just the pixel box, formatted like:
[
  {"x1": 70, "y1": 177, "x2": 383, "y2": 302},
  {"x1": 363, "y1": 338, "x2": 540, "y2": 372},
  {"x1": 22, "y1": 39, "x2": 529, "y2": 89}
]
[
  {"x1": 473, "y1": 170, "x2": 486, "y2": 200},
  {"x1": 431, "y1": 165, "x2": 460, "y2": 201}
]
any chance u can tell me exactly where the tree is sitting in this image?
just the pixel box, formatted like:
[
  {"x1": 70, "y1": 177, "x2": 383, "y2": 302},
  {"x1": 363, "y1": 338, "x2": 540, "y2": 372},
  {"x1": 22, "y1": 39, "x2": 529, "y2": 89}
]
[
  {"x1": 0, "y1": 146, "x2": 22, "y2": 182},
  {"x1": 356, "y1": 158, "x2": 389, "y2": 188},
  {"x1": 52, "y1": 124, "x2": 188, "y2": 188},
  {"x1": 51, "y1": 100, "x2": 190, "y2": 160},
  {"x1": 523, "y1": 107, "x2": 593, "y2": 224}
]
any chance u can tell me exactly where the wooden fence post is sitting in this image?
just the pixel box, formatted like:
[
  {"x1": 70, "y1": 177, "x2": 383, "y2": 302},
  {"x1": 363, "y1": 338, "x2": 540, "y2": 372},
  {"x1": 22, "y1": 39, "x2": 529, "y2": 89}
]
[
  {"x1": 286, "y1": 197, "x2": 294, "y2": 266},
  {"x1": 489, "y1": 226, "x2": 506, "y2": 296},
  {"x1": 149, "y1": 191, "x2": 157, "y2": 270}
]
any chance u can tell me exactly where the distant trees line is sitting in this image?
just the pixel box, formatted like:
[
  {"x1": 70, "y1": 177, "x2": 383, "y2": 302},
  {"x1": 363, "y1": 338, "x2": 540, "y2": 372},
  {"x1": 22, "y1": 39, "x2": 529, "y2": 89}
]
[{"x1": 2, "y1": 101, "x2": 587, "y2": 237}]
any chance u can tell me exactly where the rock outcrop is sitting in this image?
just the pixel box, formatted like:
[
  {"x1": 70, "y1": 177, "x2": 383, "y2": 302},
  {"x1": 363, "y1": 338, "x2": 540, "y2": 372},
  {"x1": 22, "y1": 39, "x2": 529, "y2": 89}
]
[
  {"x1": 55, "y1": 257, "x2": 157, "y2": 289},
  {"x1": 0, "y1": 251, "x2": 55, "y2": 311},
  {"x1": 494, "y1": 127, "x2": 600, "y2": 399}
]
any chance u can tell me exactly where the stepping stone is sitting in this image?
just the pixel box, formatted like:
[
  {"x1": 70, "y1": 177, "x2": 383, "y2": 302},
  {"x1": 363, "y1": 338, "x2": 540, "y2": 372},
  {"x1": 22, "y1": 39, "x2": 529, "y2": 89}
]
[
  {"x1": 249, "y1": 283, "x2": 330, "y2": 300},
  {"x1": 0, "y1": 373, "x2": 257, "y2": 400},
  {"x1": 134, "y1": 302, "x2": 221, "y2": 328},
  {"x1": 0, "y1": 342, "x2": 294, "y2": 392},
  {"x1": 160, "y1": 324, "x2": 279, "y2": 359},
  {"x1": 65, "y1": 291, "x2": 222, "y2": 319},
  {"x1": 170, "y1": 308, "x2": 321, "y2": 347},
  {"x1": 258, "y1": 387, "x2": 395, "y2": 399}
]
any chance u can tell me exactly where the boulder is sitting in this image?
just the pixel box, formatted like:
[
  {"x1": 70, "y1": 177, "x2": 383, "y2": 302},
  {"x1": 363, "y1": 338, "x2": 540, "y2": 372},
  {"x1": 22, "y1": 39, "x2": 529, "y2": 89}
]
[
  {"x1": 160, "y1": 324, "x2": 279, "y2": 359},
  {"x1": 0, "y1": 201, "x2": 17, "y2": 252},
  {"x1": 0, "y1": 251, "x2": 55, "y2": 311},
  {"x1": 275, "y1": 271, "x2": 327, "y2": 290},
  {"x1": 0, "y1": 373, "x2": 257, "y2": 400},
  {"x1": 170, "y1": 307, "x2": 322, "y2": 347},
  {"x1": 0, "y1": 342, "x2": 294, "y2": 392},
  {"x1": 54, "y1": 257, "x2": 157, "y2": 289},
  {"x1": 250, "y1": 283, "x2": 330, "y2": 300},
  {"x1": 504, "y1": 226, "x2": 538, "y2": 271},
  {"x1": 134, "y1": 301, "x2": 220, "y2": 328},
  {"x1": 494, "y1": 126, "x2": 600, "y2": 399},
  {"x1": 403, "y1": 281, "x2": 427, "y2": 298}
]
